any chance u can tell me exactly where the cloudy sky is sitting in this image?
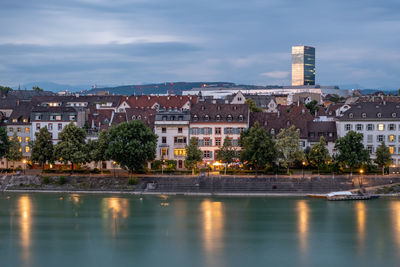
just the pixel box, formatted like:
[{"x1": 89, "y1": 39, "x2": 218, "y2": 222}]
[{"x1": 0, "y1": 0, "x2": 399, "y2": 89}]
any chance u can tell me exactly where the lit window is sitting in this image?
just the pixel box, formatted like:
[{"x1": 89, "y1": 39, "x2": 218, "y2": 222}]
[
  {"x1": 389, "y1": 146, "x2": 395, "y2": 154},
  {"x1": 389, "y1": 135, "x2": 395, "y2": 142},
  {"x1": 25, "y1": 127, "x2": 29, "y2": 133},
  {"x1": 12, "y1": 119, "x2": 17, "y2": 123},
  {"x1": 25, "y1": 137, "x2": 29, "y2": 143},
  {"x1": 25, "y1": 146, "x2": 30, "y2": 153},
  {"x1": 174, "y1": 149, "x2": 186, "y2": 156},
  {"x1": 378, "y1": 124, "x2": 384, "y2": 131},
  {"x1": 9, "y1": 136, "x2": 13, "y2": 141},
  {"x1": 17, "y1": 136, "x2": 22, "y2": 143},
  {"x1": 23, "y1": 118, "x2": 28, "y2": 123}
]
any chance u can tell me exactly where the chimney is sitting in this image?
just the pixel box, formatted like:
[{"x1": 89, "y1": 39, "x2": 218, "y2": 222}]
[
  {"x1": 17, "y1": 100, "x2": 20, "y2": 106},
  {"x1": 277, "y1": 111, "x2": 280, "y2": 118}
]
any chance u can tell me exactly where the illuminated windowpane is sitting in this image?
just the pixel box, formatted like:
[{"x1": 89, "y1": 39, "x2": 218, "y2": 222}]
[
  {"x1": 378, "y1": 124, "x2": 384, "y2": 131},
  {"x1": 25, "y1": 146, "x2": 30, "y2": 153},
  {"x1": 389, "y1": 135, "x2": 395, "y2": 142},
  {"x1": 389, "y1": 146, "x2": 395, "y2": 154},
  {"x1": 174, "y1": 149, "x2": 186, "y2": 156}
]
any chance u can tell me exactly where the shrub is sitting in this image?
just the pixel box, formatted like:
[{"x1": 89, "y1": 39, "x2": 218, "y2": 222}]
[
  {"x1": 128, "y1": 177, "x2": 138, "y2": 185},
  {"x1": 42, "y1": 176, "x2": 50, "y2": 184},
  {"x1": 58, "y1": 176, "x2": 67, "y2": 185}
]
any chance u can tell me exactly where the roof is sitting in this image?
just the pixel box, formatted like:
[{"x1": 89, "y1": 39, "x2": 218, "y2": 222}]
[
  {"x1": 126, "y1": 108, "x2": 156, "y2": 128},
  {"x1": 31, "y1": 95, "x2": 125, "y2": 107},
  {"x1": 6, "y1": 103, "x2": 33, "y2": 125},
  {"x1": 88, "y1": 109, "x2": 113, "y2": 131},
  {"x1": 244, "y1": 94, "x2": 275, "y2": 108},
  {"x1": 306, "y1": 121, "x2": 337, "y2": 142},
  {"x1": 338, "y1": 102, "x2": 400, "y2": 121},
  {"x1": 190, "y1": 102, "x2": 249, "y2": 123},
  {"x1": 31, "y1": 106, "x2": 77, "y2": 113},
  {"x1": 125, "y1": 95, "x2": 198, "y2": 109}
]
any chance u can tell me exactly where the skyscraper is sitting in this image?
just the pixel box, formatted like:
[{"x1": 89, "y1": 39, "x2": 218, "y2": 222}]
[{"x1": 291, "y1": 45, "x2": 315, "y2": 86}]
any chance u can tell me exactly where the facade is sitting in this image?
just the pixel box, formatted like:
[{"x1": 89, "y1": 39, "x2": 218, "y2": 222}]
[
  {"x1": 6, "y1": 104, "x2": 33, "y2": 157},
  {"x1": 154, "y1": 110, "x2": 190, "y2": 169},
  {"x1": 31, "y1": 106, "x2": 78, "y2": 143},
  {"x1": 336, "y1": 102, "x2": 400, "y2": 165},
  {"x1": 292, "y1": 45, "x2": 315, "y2": 86},
  {"x1": 190, "y1": 102, "x2": 249, "y2": 164}
]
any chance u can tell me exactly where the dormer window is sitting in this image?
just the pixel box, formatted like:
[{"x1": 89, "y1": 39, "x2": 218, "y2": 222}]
[
  {"x1": 377, "y1": 113, "x2": 382, "y2": 118},
  {"x1": 271, "y1": 128, "x2": 275, "y2": 135},
  {"x1": 227, "y1": 115, "x2": 233, "y2": 122},
  {"x1": 138, "y1": 115, "x2": 141, "y2": 119},
  {"x1": 239, "y1": 115, "x2": 243, "y2": 121},
  {"x1": 349, "y1": 113, "x2": 353, "y2": 118},
  {"x1": 392, "y1": 113, "x2": 397, "y2": 118},
  {"x1": 23, "y1": 118, "x2": 28, "y2": 123},
  {"x1": 362, "y1": 113, "x2": 366, "y2": 118},
  {"x1": 132, "y1": 115, "x2": 136, "y2": 120},
  {"x1": 193, "y1": 115, "x2": 198, "y2": 122},
  {"x1": 216, "y1": 115, "x2": 221, "y2": 121},
  {"x1": 12, "y1": 119, "x2": 17, "y2": 123},
  {"x1": 233, "y1": 106, "x2": 237, "y2": 110},
  {"x1": 201, "y1": 106, "x2": 205, "y2": 111},
  {"x1": 204, "y1": 115, "x2": 209, "y2": 121},
  {"x1": 217, "y1": 106, "x2": 221, "y2": 110}
]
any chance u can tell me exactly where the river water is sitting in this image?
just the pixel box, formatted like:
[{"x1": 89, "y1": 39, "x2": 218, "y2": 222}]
[{"x1": 1, "y1": 193, "x2": 399, "y2": 267}]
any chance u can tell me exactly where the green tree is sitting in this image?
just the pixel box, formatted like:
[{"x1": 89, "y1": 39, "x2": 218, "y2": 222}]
[
  {"x1": 305, "y1": 100, "x2": 319, "y2": 115},
  {"x1": 32, "y1": 86, "x2": 44, "y2": 92},
  {"x1": 307, "y1": 136, "x2": 331, "y2": 175},
  {"x1": 0, "y1": 127, "x2": 10, "y2": 159},
  {"x1": 334, "y1": 130, "x2": 370, "y2": 175},
  {"x1": 185, "y1": 137, "x2": 202, "y2": 175},
  {"x1": 106, "y1": 120, "x2": 157, "y2": 175},
  {"x1": 245, "y1": 98, "x2": 262, "y2": 113},
  {"x1": 275, "y1": 125, "x2": 304, "y2": 174},
  {"x1": 54, "y1": 122, "x2": 88, "y2": 171},
  {"x1": 89, "y1": 130, "x2": 109, "y2": 173},
  {"x1": 216, "y1": 136, "x2": 236, "y2": 175},
  {"x1": 240, "y1": 123, "x2": 276, "y2": 176},
  {"x1": 374, "y1": 141, "x2": 392, "y2": 175},
  {"x1": 0, "y1": 85, "x2": 13, "y2": 95},
  {"x1": 31, "y1": 127, "x2": 55, "y2": 169},
  {"x1": 6, "y1": 132, "x2": 23, "y2": 168}
]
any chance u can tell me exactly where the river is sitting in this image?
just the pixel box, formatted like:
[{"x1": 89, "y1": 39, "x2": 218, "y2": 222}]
[{"x1": 0, "y1": 193, "x2": 399, "y2": 267}]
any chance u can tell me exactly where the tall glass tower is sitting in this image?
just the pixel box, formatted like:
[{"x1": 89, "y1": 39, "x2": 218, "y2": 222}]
[{"x1": 291, "y1": 46, "x2": 315, "y2": 86}]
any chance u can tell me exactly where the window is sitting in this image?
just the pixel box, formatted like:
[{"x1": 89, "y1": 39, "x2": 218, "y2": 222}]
[
  {"x1": 12, "y1": 119, "x2": 17, "y2": 123},
  {"x1": 25, "y1": 137, "x2": 29, "y2": 143},
  {"x1": 162, "y1": 137, "x2": 167, "y2": 144},
  {"x1": 216, "y1": 115, "x2": 221, "y2": 122},
  {"x1": 362, "y1": 113, "x2": 367, "y2": 118},
  {"x1": 69, "y1": 115, "x2": 76, "y2": 121},
  {"x1": 393, "y1": 113, "x2": 397, "y2": 118},
  {"x1": 377, "y1": 135, "x2": 384, "y2": 142},
  {"x1": 356, "y1": 124, "x2": 363, "y2": 131},
  {"x1": 378, "y1": 124, "x2": 384, "y2": 131},
  {"x1": 328, "y1": 132, "x2": 334, "y2": 137},
  {"x1": 178, "y1": 128, "x2": 183, "y2": 133},
  {"x1": 162, "y1": 116, "x2": 167, "y2": 121},
  {"x1": 389, "y1": 146, "x2": 395, "y2": 155},
  {"x1": 239, "y1": 115, "x2": 244, "y2": 121},
  {"x1": 58, "y1": 124, "x2": 62, "y2": 131},
  {"x1": 349, "y1": 113, "x2": 353, "y2": 118},
  {"x1": 9, "y1": 136, "x2": 13, "y2": 141},
  {"x1": 174, "y1": 137, "x2": 187, "y2": 144},
  {"x1": 36, "y1": 123, "x2": 40, "y2": 130},
  {"x1": 25, "y1": 127, "x2": 29, "y2": 133},
  {"x1": 225, "y1": 128, "x2": 233, "y2": 134},
  {"x1": 271, "y1": 129, "x2": 275, "y2": 135},
  {"x1": 215, "y1": 127, "x2": 221, "y2": 135},
  {"x1": 162, "y1": 127, "x2": 166, "y2": 133},
  {"x1": 17, "y1": 127, "x2": 21, "y2": 132},
  {"x1": 215, "y1": 137, "x2": 221, "y2": 147},
  {"x1": 367, "y1": 124, "x2": 374, "y2": 131},
  {"x1": 174, "y1": 149, "x2": 186, "y2": 156},
  {"x1": 232, "y1": 139, "x2": 239, "y2": 146},
  {"x1": 203, "y1": 151, "x2": 213, "y2": 159},
  {"x1": 389, "y1": 135, "x2": 396, "y2": 142},
  {"x1": 17, "y1": 136, "x2": 22, "y2": 143},
  {"x1": 345, "y1": 124, "x2": 352, "y2": 131},
  {"x1": 367, "y1": 135, "x2": 373, "y2": 143},
  {"x1": 227, "y1": 115, "x2": 233, "y2": 122},
  {"x1": 48, "y1": 123, "x2": 53, "y2": 131},
  {"x1": 25, "y1": 146, "x2": 30, "y2": 153},
  {"x1": 35, "y1": 115, "x2": 42, "y2": 120},
  {"x1": 193, "y1": 115, "x2": 198, "y2": 122},
  {"x1": 161, "y1": 148, "x2": 168, "y2": 156},
  {"x1": 9, "y1": 128, "x2": 13, "y2": 132},
  {"x1": 204, "y1": 115, "x2": 209, "y2": 121},
  {"x1": 367, "y1": 145, "x2": 373, "y2": 154},
  {"x1": 389, "y1": 124, "x2": 396, "y2": 131},
  {"x1": 204, "y1": 138, "x2": 212, "y2": 146},
  {"x1": 204, "y1": 127, "x2": 212, "y2": 135},
  {"x1": 377, "y1": 113, "x2": 382, "y2": 118}
]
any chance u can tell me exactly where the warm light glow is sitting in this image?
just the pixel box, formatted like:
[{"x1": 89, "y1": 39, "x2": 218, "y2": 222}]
[
  {"x1": 391, "y1": 201, "x2": 400, "y2": 248},
  {"x1": 201, "y1": 200, "x2": 224, "y2": 265},
  {"x1": 297, "y1": 200, "x2": 309, "y2": 253},
  {"x1": 356, "y1": 202, "x2": 366, "y2": 254},
  {"x1": 102, "y1": 197, "x2": 129, "y2": 237},
  {"x1": 360, "y1": 169, "x2": 364, "y2": 174},
  {"x1": 18, "y1": 195, "x2": 32, "y2": 265},
  {"x1": 22, "y1": 159, "x2": 27, "y2": 164}
]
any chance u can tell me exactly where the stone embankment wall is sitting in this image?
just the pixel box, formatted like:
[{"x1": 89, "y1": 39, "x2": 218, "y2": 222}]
[{"x1": 1, "y1": 175, "x2": 400, "y2": 194}]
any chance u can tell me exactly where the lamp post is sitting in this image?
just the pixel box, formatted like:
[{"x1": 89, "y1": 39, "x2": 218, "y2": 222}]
[
  {"x1": 113, "y1": 161, "x2": 117, "y2": 178},
  {"x1": 359, "y1": 169, "x2": 364, "y2": 188},
  {"x1": 302, "y1": 161, "x2": 306, "y2": 178},
  {"x1": 22, "y1": 159, "x2": 27, "y2": 174}
]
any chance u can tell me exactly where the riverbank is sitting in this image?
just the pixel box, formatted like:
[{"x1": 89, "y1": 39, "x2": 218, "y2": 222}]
[{"x1": 2, "y1": 174, "x2": 400, "y2": 196}]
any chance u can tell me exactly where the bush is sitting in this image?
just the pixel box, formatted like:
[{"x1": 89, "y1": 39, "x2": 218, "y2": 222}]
[
  {"x1": 58, "y1": 176, "x2": 67, "y2": 185},
  {"x1": 128, "y1": 177, "x2": 138, "y2": 185},
  {"x1": 42, "y1": 176, "x2": 50, "y2": 184}
]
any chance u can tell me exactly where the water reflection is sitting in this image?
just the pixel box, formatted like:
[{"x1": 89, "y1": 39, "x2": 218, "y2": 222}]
[
  {"x1": 356, "y1": 202, "x2": 366, "y2": 254},
  {"x1": 18, "y1": 195, "x2": 32, "y2": 267},
  {"x1": 201, "y1": 200, "x2": 224, "y2": 265},
  {"x1": 102, "y1": 197, "x2": 129, "y2": 237},
  {"x1": 297, "y1": 200, "x2": 309, "y2": 253},
  {"x1": 390, "y1": 201, "x2": 400, "y2": 248}
]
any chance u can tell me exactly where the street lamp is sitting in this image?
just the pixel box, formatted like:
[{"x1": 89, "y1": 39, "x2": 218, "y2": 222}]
[
  {"x1": 359, "y1": 169, "x2": 364, "y2": 188},
  {"x1": 113, "y1": 161, "x2": 117, "y2": 178},
  {"x1": 22, "y1": 159, "x2": 27, "y2": 174},
  {"x1": 302, "y1": 161, "x2": 306, "y2": 178}
]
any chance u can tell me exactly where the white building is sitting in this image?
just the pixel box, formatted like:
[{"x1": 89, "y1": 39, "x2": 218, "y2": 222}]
[
  {"x1": 336, "y1": 101, "x2": 400, "y2": 165},
  {"x1": 154, "y1": 110, "x2": 191, "y2": 169}
]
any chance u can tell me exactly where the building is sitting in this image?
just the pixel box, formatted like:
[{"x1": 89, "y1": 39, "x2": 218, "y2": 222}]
[
  {"x1": 189, "y1": 102, "x2": 249, "y2": 164},
  {"x1": 336, "y1": 101, "x2": 400, "y2": 165},
  {"x1": 292, "y1": 45, "x2": 315, "y2": 86},
  {"x1": 154, "y1": 109, "x2": 191, "y2": 169},
  {"x1": 6, "y1": 104, "x2": 33, "y2": 158},
  {"x1": 31, "y1": 106, "x2": 78, "y2": 143}
]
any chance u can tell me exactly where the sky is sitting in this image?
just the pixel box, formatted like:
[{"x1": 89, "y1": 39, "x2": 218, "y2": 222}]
[{"x1": 0, "y1": 0, "x2": 399, "y2": 89}]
